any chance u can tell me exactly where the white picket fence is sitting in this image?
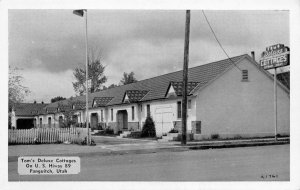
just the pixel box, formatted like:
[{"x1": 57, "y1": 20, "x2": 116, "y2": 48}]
[{"x1": 8, "y1": 128, "x2": 88, "y2": 145}]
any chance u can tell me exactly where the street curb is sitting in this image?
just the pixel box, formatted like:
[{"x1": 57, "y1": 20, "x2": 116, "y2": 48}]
[
  {"x1": 187, "y1": 140, "x2": 289, "y2": 150},
  {"x1": 8, "y1": 140, "x2": 289, "y2": 163},
  {"x1": 8, "y1": 146, "x2": 188, "y2": 162}
]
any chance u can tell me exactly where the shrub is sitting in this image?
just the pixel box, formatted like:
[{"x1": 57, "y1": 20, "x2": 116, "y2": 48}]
[
  {"x1": 97, "y1": 123, "x2": 103, "y2": 130},
  {"x1": 211, "y1": 133, "x2": 219, "y2": 139},
  {"x1": 128, "y1": 131, "x2": 142, "y2": 138},
  {"x1": 80, "y1": 137, "x2": 96, "y2": 146},
  {"x1": 169, "y1": 128, "x2": 179, "y2": 133},
  {"x1": 105, "y1": 127, "x2": 114, "y2": 135},
  {"x1": 141, "y1": 116, "x2": 156, "y2": 137}
]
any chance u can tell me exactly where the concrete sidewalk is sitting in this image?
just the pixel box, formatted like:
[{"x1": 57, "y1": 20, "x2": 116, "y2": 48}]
[{"x1": 8, "y1": 137, "x2": 289, "y2": 161}]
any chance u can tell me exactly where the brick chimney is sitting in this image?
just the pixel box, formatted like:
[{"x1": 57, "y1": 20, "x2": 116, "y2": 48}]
[{"x1": 251, "y1": 51, "x2": 255, "y2": 61}]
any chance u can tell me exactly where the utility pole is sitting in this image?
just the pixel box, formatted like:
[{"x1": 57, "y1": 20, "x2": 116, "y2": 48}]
[
  {"x1": 73, "y1": 9, "x2": 90, "y2": 145},
  {"x1": 181, "y1": 10, "x2": 191, "y2": 145},
  {"x1": 274, "y1": 68, "x2": 277, "y2": 141}
]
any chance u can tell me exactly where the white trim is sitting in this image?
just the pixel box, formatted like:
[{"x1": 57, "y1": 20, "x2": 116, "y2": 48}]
[
  {"x1": 165, "y1": 84, "x2": 177, "y2": 98},
  {"x1": 123, "y1": 93, "x2": 130, "y2": 103}
]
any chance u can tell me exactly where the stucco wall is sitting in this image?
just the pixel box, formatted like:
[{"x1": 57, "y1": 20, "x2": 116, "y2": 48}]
[
  {"x1": 139, "y1": 98, "x2": 196, "y2": 136},
  {"x1": 128, "y1": 122, "x2": 140, "y2": 131},
  {"x1": 195, "y1": 57, "x2": 290, "y2": 137},
  {"x1": 107, "y1": 104, "x2": 139, "y2": 123}
]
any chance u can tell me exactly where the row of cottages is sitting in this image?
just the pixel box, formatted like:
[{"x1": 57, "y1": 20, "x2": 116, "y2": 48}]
[{"x1": 11, "y1": 54, "x2": 290, "y2": 139}]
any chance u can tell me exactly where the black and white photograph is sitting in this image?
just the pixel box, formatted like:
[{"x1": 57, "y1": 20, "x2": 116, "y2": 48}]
[{"x1": 1, "y1": 0, "x2": 300, "y2": 189}]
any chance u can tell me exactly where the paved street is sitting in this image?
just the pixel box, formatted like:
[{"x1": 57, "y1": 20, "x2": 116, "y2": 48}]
[
  {"x1": 8, "y1": 144, "x2": 289, "y2": 181},
  {"x1": 92, "y1": 136, "x2": 155, "y2": 145},
  {"x1": 8, "y1": 136, "x2": 175, "y2": 158}
]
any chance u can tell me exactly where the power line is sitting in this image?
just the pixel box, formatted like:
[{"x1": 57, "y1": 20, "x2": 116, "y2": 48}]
[{"x1": 202, "y1": 10, "x2": 242, "y2": 71}]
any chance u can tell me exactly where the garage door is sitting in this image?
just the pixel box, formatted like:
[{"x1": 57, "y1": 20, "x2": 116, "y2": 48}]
[{"x1": 155, "y1": 107, "x2": 174, "y2": 137}]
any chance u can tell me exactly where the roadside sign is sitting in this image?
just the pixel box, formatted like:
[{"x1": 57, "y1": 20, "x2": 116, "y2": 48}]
[{"x1": 259, "y1": 44, "x2": 289, "y2": 70}]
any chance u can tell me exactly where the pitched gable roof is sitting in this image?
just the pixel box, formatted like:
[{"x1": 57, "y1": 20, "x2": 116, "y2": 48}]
[
  {"x1": 57, "y1": 104, "x2": 72, "y2": 112},
  {"x1": 42, "y1": 54, "x2": 247, "y2": 110},
  {"x1": 73, "y1": 101, "x2": 86, "y2": 110},
  {"x1": 13, "y1": 103, "x2": 48, "y2": 116},
  {"x1": 276, "y1": 72, "x2": 289, "y2": 89},
  {"x1": 93, "y1": 97, "x2": 114, "y2": 107},
  {"x1": 122, "y1": 90, "x2": 149, "y2": 103},
  {"x1": 45, "y1": 107, "x2": 57, "y2": 114},
  {"x1": 166, "y1": 81, "x2": 200, "y2": 96}
]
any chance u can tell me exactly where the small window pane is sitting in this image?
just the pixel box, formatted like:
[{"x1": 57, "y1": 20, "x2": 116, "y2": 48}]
[
  {"x1": 177, "y1": 101, "x2": 182, "y2": 118},
  {"x1": 132, "y1": 106, "x2": 135, "y2": 121},
  {"x1": 111, "y1": 109, "x2": 113, "y2": 121},
  {"x1": 242, "y1": 70, "x2": 248, "y2": 81},
  {"x1": 147, "y1": 104, "x2": 150, "y2": 117}
]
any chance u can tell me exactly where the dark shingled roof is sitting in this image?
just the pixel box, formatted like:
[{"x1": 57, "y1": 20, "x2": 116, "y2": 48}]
[
  {"x1": 124, "y1": 90, "x2": 149, "y2": 103},
  {"x1": 169, "y1": 81, "x2": 200, "y2": 96},
  {"x1": 93, "y1": 97, "x2": 114, "y2": 107},
  {"x1": 13, "y1": 103, "x2": 48, "y2": 116},
  {"x1": 58, "y1": 104, "x2": 72, "y2": 112},
  {"x1": 73, "y1": 101, "x2": 86, "y2": 110},
  {"x1": 45, "y1": 107, "x2": 57, "y2": 114},
  {"x1": 43, "y1": 54, "x2": 247, "y2": 112},
  {"x1": 276, "y1": 72, "x2": 290, "y2": 89}
]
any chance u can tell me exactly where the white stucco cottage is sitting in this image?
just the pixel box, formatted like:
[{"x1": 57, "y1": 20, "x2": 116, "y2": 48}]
[{"x1": 11, "y1": 54, "x2": 290, "y2": 139}]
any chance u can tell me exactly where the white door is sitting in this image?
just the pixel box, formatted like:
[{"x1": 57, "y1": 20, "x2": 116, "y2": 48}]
[{"x1": 155, "y1": 107, "x2": 174, "y2": 137}]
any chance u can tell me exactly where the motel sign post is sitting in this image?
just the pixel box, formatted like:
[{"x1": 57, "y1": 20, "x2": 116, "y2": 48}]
[
  {"x1": 260, "y1": 44, "x2": 289, "y2": 70},
  {"x1": 259, "y1": 44, "x2": 290, "y2": 141}
]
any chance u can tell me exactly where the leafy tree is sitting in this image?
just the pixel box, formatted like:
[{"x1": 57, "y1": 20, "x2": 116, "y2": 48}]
[
  {"x1": 141, "y1": 116, "x2": 156, "y2": 137},
  {"x1": 72, "y1": 53, "x2": 107, "y2": 95},
  {"x1": 51, "y1": 96, "x2": 66, "y2": 103},
  {"x1": 120, "y1": 72, "x2": 137, "y2": 85},
  {"x1": 57, "y1": 100, "x2": 76, "y2": 128},
  {"x1": 102, "y1": 84, "x2": 118, "y2": 90},
  {"x1": 8, "y1": 66, "x2": 30, "y2": 110}
]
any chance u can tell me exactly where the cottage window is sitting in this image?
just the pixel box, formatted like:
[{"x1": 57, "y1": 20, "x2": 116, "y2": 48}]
[
  {"x1": 48, "y1": 117, "x2": 51, "y2": 127},
  {"x1": 111, "y1": 109, "x2": 113, "y2": 121},
  {"x1": 195, "y1": 121, "x2": 201, "y2": 134},
  {"x1": 147, "y1": 104, "x2": 150, "y2": 117},
  {"x1": 242, "y1": 70, "x2": 248, "y2": 81},
  {"x1": 188, "y1": 100, "x2": 192, "y2": 109},
  {"x1": 132, "y1": 106, "x2": 135, "y2": 121},
  {"x1": 177, "y1": 101, "x2": 182, "y2": 118}
]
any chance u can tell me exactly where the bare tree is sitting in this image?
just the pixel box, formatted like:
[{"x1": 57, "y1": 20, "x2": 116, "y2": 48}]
[
  {"x1": 9, "y1": 66, "x2": 30, "y2": 110},
  {"x1": 8, "y1": 66, "x2": 30, "y2": 128}
]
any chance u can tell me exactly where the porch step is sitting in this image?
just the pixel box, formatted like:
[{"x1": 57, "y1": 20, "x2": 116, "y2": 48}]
[
  {"x1": 159, "y1": 133, "x2": 179, "y2": 142},
  {"x1": 91, "y1": 130, "x2": 99, "y2": 135},
  {"x1": 157, "y1": 138, "x2": 169, "y2": 142},
  {"x1": 118, "y1": 131, "x2": 132, "y2": 138}
]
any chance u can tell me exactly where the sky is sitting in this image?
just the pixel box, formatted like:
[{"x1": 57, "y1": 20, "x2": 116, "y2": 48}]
[{"x1": 8, "y1": 10, "x2": 289, "y2": 103}]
